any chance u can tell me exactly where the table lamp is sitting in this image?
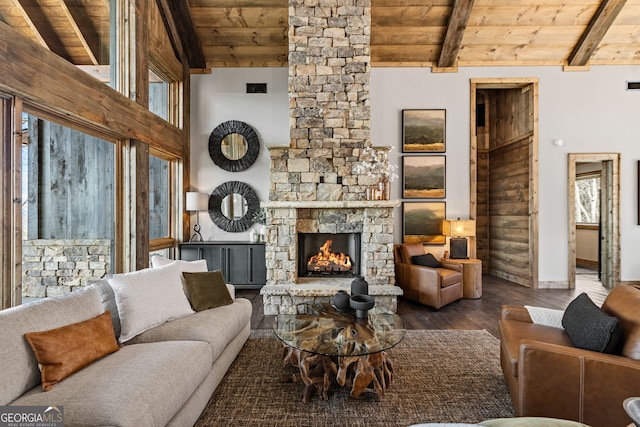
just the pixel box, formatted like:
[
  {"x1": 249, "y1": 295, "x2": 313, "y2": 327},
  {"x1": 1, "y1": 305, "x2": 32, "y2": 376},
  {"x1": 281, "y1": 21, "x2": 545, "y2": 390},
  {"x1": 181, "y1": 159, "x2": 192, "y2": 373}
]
[
  {"x1": 186, "y1": 192, "x2": 209, "y2": 242},
  {"x1": 442, "y1": 218, "x2": 476, "y2": 259}
]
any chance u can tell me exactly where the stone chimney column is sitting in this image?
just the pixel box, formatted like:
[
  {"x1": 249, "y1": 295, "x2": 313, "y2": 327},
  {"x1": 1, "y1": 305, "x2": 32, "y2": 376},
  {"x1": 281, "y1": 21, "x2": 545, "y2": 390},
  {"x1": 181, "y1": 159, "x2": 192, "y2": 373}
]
[{"x1": 269, "y1": 0, "x2": 371, "y2": 202}]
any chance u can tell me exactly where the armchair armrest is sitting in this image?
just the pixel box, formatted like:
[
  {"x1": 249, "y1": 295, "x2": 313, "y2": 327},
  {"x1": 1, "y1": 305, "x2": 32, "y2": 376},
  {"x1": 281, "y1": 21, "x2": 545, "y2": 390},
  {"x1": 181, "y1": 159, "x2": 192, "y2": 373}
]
[
  {"x1": 517, "y1": 339, "x2": 640, "y2": 424},
  {"x1": 501, "y1": 305, "x2": 533, "y2": 322},
  {"x1": 439, "y1": 261, "x2": 463, "y2": 272}
]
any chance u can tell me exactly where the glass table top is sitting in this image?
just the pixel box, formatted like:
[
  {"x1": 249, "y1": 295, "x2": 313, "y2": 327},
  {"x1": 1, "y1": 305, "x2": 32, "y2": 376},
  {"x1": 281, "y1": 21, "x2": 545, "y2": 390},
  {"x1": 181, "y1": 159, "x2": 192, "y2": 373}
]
[{"x1": 273, "y1": 303, "x2": 405, "y2": 357}]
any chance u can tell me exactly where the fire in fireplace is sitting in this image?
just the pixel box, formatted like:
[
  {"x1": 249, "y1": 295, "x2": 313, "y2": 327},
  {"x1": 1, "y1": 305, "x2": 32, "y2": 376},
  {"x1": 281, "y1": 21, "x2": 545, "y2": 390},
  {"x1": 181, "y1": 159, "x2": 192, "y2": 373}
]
[
  {"x1": 307, "y1": 240, "x2": 352, "y2": 273},
  {"x1": 298, "y1": 233, "x2": 361, "y2": 277}
]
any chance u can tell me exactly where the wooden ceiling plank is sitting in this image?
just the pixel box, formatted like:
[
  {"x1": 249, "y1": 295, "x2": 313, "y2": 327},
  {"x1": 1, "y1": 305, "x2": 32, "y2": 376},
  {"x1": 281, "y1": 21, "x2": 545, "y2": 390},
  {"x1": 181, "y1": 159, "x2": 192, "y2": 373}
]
[
  {"x1": 11, "y1": 0, "x2": 50, "y2": 49},
  {"x1": 156, "y1": 0, "x2": 206, "y2": 69},
  {"x1": 55, "y1": 0, "x2": 98, "y2": 65},
  {"x1": 372, "y1": 6, "x2": 451, "y2": 27},
  {"x1": 198, "y1": 27, "x2": 287, "y2": 46},
  {"x1": 190, "y1": 7, "x2": 288, "y2": 28},
  {"x1": 568, "y1": 0, "x2": 628, "y2": 66},
  {"x1": 438, "y1": 0, "x2": 475, "y2": 68}
]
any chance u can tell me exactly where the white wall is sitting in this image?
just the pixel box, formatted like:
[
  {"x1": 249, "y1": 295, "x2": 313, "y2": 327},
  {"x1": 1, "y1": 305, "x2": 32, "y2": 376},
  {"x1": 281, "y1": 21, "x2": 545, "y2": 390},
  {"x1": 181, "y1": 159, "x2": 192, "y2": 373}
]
[
  {"x1": 190, "y1": 68, "x2": 289, "y2": 241},
  {"x1": 371, "y1": 66, "x2": 640, "y2": 283},
  {"x1": 191, "y1": 65, "x2": 640, "y2": 283}
]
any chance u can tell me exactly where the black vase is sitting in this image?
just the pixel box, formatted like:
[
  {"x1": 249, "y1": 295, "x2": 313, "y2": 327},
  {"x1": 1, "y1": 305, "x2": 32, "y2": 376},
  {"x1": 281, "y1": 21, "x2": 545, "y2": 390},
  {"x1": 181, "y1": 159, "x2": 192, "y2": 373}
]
[
  {"x1": 332, "y1": 290, "x2": 350, "y2": 311},
  {"x1": 351, "y1": 275, "x2": 369, "y2": 296}
]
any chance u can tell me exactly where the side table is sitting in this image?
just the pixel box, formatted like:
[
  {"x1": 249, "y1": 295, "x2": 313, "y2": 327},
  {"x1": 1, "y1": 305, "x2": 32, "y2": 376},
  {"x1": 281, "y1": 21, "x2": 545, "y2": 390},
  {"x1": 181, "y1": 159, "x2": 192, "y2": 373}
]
[{"x1": 446, "y1": 258, "x2": 482, "y2": 299}]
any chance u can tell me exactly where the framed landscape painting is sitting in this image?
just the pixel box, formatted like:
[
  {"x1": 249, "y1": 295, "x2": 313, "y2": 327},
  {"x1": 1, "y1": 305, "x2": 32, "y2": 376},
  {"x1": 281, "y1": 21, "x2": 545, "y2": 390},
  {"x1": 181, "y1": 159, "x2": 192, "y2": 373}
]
[
  {"x1": 402, "y1": 109, "x2": 446, "y2": 153},
  {"x1": 402, "y1": 201, "x2": 446, "y2": 245},
  {"x1": 402, "y1": 155, "x2": 445, "y2": 198}
]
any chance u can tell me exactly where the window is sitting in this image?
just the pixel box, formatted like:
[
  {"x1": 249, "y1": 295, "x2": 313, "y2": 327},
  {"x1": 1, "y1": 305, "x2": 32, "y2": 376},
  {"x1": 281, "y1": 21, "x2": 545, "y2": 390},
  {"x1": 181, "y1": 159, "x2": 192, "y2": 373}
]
[
  {"x1": 149, "y1": 153, "x2": 170, "y2": 240},
  {"x1": 575, "y1": 174, "x2": 600, "y2": 224},
  {"x1": 21, "y1": 112, "x2": 116, "y2": 299},
  {"x1": 149, "y1": 68, "x2": 169, "y2": 121}
]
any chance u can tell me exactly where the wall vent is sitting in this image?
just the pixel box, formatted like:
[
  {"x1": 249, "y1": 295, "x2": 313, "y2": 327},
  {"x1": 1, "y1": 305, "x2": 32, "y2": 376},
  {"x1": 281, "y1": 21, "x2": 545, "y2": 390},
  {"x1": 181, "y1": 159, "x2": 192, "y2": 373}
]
[
  {"x1": 626, "y1": 81, "x2": 640, "y2": 91},
  {"x1": 246, "y1": 83, "x2": 267, "y2": 94}
]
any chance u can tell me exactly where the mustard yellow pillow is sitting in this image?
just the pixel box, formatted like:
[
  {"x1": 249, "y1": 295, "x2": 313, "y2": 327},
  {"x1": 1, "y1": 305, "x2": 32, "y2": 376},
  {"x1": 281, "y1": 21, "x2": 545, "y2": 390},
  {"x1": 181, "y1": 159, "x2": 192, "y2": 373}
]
[
  {"x1": 24, "y1": 311, "x2": 120, "y2": 391},
  {"x1": 182, "y1": 271, "x2": 233, "y2": 312}
]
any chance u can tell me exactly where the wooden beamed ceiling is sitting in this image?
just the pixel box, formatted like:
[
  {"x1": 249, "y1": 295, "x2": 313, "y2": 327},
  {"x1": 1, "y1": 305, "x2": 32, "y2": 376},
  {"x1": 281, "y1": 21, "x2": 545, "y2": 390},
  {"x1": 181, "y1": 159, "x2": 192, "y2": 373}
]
[{"x1": 0, "y1": 0, "x2": 639, "y2": 71}]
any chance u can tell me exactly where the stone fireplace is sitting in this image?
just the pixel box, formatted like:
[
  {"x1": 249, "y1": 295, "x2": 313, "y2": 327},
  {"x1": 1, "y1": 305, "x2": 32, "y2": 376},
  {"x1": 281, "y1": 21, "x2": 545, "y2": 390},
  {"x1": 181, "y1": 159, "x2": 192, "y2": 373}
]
[{"x1": 259, "y1": 0, "x2": 402, "y2": 314}]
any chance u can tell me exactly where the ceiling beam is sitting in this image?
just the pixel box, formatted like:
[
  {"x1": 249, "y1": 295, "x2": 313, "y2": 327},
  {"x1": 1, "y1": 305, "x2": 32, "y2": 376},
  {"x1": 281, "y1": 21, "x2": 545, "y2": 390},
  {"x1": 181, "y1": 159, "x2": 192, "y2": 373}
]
[
  {"x1": 568, "y1": 0, "x2": 628, "y2": 67},
  {"x1": 56, "y1": 0, "x2": 99, "y2": 65},
  {"x1": 155, "y1": 0, "x2": 207, "y2": 70},
  {"x1": 11, "y1": 0, "x2": 50, "y2": 50},
  {"x1": 437, "y1": 0, "x2": 475, "y2": 69}
]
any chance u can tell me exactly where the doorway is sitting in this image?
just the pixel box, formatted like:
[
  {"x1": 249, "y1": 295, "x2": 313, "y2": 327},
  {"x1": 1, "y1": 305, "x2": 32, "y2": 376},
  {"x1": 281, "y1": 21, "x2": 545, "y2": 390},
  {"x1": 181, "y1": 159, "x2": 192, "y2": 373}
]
[
  {"x1": 470, "y1": 78, "x2": 539, "y2": 288},
  {"x1": 568, "y1": 153, "x2": 619, "y2": 289}
]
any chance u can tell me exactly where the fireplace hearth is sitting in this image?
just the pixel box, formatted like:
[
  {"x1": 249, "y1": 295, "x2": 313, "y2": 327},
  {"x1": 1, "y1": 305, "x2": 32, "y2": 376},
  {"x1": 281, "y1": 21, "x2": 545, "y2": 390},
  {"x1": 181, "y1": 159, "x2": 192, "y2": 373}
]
[{"x1": 298, "y1": 233, "x2": 361, "y2": 278}]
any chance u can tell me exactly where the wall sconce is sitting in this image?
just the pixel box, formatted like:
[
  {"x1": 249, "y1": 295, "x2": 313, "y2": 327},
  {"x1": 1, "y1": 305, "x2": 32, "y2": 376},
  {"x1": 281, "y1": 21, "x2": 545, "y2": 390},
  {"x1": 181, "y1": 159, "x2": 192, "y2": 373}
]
[
  {"x1": 186, "y1": 192, "x2": 209, "y2": 242},
  {"x1": 442, "y1": 218, "x2": 476, "y2": 259}
]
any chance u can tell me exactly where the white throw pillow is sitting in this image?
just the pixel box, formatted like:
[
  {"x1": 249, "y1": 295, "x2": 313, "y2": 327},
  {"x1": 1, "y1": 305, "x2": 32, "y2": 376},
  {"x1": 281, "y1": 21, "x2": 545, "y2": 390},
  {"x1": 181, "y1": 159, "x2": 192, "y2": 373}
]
[
  {"x1": 109, "y1": 262, "x2": 195, "y2": 343},
  {"x1": 525, "y1": 305, "x2": 565, "y2": 330},
  {"x1": 151, "y1": 256, "x2": 236, "y2": 299},
  {"x1": 150, "y1": 255, "x2": 208, "y2": 271}
]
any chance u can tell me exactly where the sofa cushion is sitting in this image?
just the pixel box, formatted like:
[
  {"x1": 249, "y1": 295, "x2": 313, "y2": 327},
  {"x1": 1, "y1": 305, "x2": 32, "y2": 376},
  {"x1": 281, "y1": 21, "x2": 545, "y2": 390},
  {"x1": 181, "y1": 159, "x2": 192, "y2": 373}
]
[
  {"x1": 12, "y1": 341, "x2": 212, "y2": 427},
  {"x1": 183, "y1": 271, "x2": 233, "y2": 311},
  {"x1": 108, "y1": 262, "x2": 195, "y2": 343},
  {"x1": 562, "y1": 293, "x2": 622, "y2": 354},
  {"x1": 437, "y1": 268, "x2": 461, "y2": 288},
  {"x1": 412, "y1": 253, "x2": 440, "y2": 268},
  {"x1": 24, "y1": 311, "x2": 119, "y2": 391},
  {"x1": 126, "y1": 298, "x2": 252, "y2": 362},
  {"x1": 90, "y1": 279, "x2": 121, "y2": 339},
  {"x1": 602, "y1": 284, "x2": 640, "y2": 360},
  {"x1": 0, "y1": 286, "x2": 103, "y2": 405}
]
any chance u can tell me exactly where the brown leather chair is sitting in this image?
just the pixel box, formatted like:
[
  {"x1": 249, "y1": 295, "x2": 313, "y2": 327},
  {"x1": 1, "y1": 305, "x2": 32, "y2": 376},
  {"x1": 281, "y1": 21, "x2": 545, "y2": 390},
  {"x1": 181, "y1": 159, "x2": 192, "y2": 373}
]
[
  {"x1": 498, "y1": 284, "x2": 640, "y2": 427},
  {"x1": 393, "y1": 243, "x2": 463, "y2": 309}
]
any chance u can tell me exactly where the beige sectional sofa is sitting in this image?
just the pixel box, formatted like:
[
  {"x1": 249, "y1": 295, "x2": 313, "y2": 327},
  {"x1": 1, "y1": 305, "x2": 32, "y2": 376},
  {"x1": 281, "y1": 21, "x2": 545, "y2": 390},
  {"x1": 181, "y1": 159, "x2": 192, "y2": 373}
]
[{"x1": 0, "y1": 260, "x2": 252, "y2": 427}]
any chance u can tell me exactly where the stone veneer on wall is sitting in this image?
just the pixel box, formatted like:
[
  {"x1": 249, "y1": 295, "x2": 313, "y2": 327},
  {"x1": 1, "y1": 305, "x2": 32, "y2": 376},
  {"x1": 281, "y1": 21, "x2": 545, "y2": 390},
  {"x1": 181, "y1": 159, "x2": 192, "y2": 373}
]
[
  {"x1": 269, "y1": 0, "x2": 379, "y2": 202},
  {"x1": 22, "y1": 239, "x2": 111, "y2": 297},
  {"x1": 262, "y1": 0, "x2": 399, "y2": 311}
]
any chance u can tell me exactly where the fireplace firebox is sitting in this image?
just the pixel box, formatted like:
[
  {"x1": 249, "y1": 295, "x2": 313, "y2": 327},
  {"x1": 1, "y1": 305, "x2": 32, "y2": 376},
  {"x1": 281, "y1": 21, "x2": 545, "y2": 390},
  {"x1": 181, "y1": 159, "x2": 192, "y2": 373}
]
[{"x1": 298, "y1": 233, "x2": 361, "y2": 277}]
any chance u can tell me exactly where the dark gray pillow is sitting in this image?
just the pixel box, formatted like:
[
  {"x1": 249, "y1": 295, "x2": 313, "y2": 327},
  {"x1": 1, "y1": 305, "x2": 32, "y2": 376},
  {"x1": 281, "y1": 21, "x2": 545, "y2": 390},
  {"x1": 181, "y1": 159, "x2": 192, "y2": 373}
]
[
  {"x1": 562, "y1": 293, "x2": 622, "y2": 354},
  {"x1": 412, "y1": 253, "x2": 440, "y2": 268}
]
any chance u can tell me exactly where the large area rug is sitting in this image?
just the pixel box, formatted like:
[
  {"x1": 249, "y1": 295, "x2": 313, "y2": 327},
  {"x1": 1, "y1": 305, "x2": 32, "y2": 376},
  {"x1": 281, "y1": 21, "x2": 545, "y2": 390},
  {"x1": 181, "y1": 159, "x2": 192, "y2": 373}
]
[{"x1": 195, "y1": 330, "x2": 515, "y2": 427}]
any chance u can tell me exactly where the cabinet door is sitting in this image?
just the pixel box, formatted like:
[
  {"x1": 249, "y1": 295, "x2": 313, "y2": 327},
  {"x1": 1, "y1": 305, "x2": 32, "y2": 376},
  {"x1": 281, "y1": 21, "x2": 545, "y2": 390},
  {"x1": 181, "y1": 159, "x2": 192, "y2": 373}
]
[
  {"x1": 225, "y1": 245, "x2": 249, "y2": 284},
  {"x1": 180, "y1": 245, "x2": 204, "y2": 262},
  {"x1": 247, "y1": 245, "x2": 266, "y2": 285}
]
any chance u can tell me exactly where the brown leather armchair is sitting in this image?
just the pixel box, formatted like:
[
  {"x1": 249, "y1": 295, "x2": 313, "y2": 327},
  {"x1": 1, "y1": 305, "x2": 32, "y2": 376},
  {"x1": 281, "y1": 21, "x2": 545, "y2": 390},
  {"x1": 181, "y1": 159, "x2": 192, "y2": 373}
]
[
  {"x1": 498, "y1": 284, "x2": 640, "y2": 427},
  {"x1": 393, "y1": 243, "x2": 463, "y2": 309}
]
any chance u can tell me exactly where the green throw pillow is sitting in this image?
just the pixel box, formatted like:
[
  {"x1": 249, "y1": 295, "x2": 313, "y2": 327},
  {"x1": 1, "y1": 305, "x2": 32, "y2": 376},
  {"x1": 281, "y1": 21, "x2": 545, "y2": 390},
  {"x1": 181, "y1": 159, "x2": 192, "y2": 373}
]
[{"x1": 182, "y1": 271, "x2": 233, "y2": 312}]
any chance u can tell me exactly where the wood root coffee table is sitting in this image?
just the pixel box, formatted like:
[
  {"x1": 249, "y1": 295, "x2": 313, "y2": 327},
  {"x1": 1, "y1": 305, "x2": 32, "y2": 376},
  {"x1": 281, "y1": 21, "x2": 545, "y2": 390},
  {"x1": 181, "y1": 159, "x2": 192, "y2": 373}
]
[{"x1": 273, "y1": 303, "x2": 405, "y2": 403}]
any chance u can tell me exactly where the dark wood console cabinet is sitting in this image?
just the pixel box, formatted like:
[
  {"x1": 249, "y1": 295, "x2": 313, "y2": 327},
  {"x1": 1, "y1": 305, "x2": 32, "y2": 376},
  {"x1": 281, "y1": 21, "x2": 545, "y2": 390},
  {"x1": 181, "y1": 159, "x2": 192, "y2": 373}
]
[{"x1": 179, "y1": 242, "x2": 266, "y2": 289}]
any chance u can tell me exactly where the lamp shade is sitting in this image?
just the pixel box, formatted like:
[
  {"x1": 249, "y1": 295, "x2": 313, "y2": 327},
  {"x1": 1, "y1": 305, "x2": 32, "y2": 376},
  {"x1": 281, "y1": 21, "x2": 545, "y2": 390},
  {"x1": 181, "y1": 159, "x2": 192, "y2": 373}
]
[
  {"x1": 442, "y1": 219, "x2": 476, "y2": 237},
  {"x1": 185, "y1": 192, "x2": 209, "y2": 212}
]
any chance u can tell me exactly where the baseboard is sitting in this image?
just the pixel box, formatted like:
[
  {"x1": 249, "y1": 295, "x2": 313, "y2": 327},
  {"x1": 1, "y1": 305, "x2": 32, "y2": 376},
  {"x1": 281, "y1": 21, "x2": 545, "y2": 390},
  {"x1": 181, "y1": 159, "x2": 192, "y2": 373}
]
[
  {"x1": 537, "y1": 281, "x2": 570, "y2": 289},
  {"x1": 576, "y1": 258, "x2": 598, "y2": 269}
]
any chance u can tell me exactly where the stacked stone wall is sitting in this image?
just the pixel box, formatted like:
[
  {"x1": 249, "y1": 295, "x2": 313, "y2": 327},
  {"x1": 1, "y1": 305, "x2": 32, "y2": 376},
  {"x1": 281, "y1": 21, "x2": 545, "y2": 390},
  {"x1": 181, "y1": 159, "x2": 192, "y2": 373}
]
[
  {"x1": 269, "y1": 0, "x2": 382, "y2": 202},
  {"x1": 22, "y1": 239, "x2": 111, "y2": 297}
]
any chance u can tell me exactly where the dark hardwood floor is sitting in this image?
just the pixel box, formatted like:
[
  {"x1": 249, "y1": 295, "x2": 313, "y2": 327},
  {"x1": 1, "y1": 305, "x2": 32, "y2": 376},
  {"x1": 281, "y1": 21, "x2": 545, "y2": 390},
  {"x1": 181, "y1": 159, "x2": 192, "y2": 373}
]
[{"x1": 236, "y1": 274, "x2": 610, "y2": 338}]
